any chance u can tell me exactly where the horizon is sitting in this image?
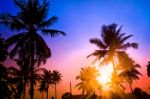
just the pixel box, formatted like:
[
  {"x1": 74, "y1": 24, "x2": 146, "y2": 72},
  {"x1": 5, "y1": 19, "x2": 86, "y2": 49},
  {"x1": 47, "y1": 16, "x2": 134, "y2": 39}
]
[{"x1": 0, "y1": 0, "x2": 150, "y2": 99}]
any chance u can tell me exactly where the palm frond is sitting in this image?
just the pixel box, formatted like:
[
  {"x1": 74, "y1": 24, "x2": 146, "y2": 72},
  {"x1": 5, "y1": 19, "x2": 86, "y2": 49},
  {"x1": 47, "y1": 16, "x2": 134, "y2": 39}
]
[
  {"x1": 87, "y1": 50, "x2": 107, "y2": 58},
  {"x1": 41, "y1": 29, "x2": 66, "y2": 37},
  {"x1": 9, "y1": 34, "x2": 27, "y2": 59},
  {"x1": 38, "y1": 0, "x2": 50, "y2": 20},
  {"x1": 119, "y1": 42, "x2": 138, "y2": 50},
  {"x1": 6, "y1": 33, "x2": 25, "y2": 47},
  {"x1": 38, "y1": 16, "x2": 58, "y2": 28},
  {"x1": 13, "y1": 0, "x2": 26, "y2": 10},
  {"x1": 7, "y1": 66, "x2": 20, "y2": 76},
  {"x1": 119, "y1": 35, "x2": 133, "y2": 44},
  {"x1": 0, "y1": 13, "x2": 25, "y2": 31},
  {"x1": 116, "y1": 25, "x2": 123, "y2": 36},
  {"x1": 90, "y1": 38, "x2": 107, "y2": 49},
  {"x1": 34, "y1": 33, "x2": 51, "y2": 65}
]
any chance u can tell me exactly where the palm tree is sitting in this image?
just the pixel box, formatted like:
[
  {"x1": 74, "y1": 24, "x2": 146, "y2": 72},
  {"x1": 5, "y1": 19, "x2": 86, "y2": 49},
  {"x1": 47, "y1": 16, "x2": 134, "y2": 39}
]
[
  {"x1": 0, "y1": 64, "x2": 12, "y2": 99},
  {"x1": 38, "y1": 81, "x2": 46, "y2": 99},
  {"x1": 7, "y1": 62, "x2": 30, "y2": 99},
  {"x1": 0, "y1": 35, "x2": 11, "y2": 98},
  {"x1": 0, "y1": 0, "x2": 65, "y2": 98},
  {"x1": 147, "y1": 61, "x2": 150, "y2": 77},
  {"x1": 88, "y1": 23, "x2": 138, "y2": 90},
  {"x1": 0, "y1": 35, "x2": 8, "y2": 63},
  {"x1": 39, "y1": 69, "x2": 53, "y2": 99},
  {"x1": 52, "y1": 70, "x2": 62, "y2": 99},
  {"x1": 8, "y1": 60, "x2": 43, "y2": 99},
  {"x1": 119, "y1": 57, "x2": 142, "y2": 93},
  {"x1": 88, "y1": 23, "x2": 138, "y2": 72},
  {"x1": 7, "y1": 43, "x2": 34, "y2": 99},
  {"x1": 76, "y1": 66, "x2": 101, "y2": 95}
]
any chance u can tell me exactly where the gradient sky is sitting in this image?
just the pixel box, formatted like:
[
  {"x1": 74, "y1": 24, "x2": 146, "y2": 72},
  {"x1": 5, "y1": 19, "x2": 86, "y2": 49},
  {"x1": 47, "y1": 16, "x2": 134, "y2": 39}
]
[{"x1": 0, "y1": 0, "x2": 150, "y2": 98}]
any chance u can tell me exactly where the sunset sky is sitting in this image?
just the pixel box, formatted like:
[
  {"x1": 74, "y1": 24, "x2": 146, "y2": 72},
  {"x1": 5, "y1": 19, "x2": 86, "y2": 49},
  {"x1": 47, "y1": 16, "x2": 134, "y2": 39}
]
[{"x1": 0, "y1": 0, "x2": 150, "y2": 98}]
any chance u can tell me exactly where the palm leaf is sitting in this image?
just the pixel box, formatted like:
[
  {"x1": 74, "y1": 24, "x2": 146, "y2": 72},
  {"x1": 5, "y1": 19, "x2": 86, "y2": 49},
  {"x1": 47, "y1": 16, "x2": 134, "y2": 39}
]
[
  {"x1": 119, "y1": 42, "x2": 138, "y2": 50},
  {"x1": 6, "y1": 33, "x2": 25, "y2": 47},
  {"x1": 90, "y1": 38, "x2": 106, "y2": 49},
  {"x1": 13, "y1": 0, "x2": 26, "y2": 10},
  {"x1": 38, "y1": 16, "x2": 58, "y2": 28},
  {"x1": 87, "y1": 50, "x2": 107, "y2": 58},
  {"x1": 41, "y1": 29, "x2": 66, "y2": 37},
  {"x1": 119, "y1": 35, "x2": 133, "y2": 44}
]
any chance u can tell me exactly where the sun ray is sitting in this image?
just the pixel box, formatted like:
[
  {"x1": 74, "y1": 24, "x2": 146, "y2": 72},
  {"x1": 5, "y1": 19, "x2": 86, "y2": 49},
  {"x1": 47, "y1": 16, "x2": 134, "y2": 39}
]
[{"x1": 92, "y1": 61, "x2": 114, "y2": 91}]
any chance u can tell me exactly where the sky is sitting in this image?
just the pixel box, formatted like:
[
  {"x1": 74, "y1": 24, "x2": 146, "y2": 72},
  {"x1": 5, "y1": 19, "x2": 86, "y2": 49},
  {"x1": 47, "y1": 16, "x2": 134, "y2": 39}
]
[{"x1": 0, "y1": 0, "x2": 150, "y2": 98}]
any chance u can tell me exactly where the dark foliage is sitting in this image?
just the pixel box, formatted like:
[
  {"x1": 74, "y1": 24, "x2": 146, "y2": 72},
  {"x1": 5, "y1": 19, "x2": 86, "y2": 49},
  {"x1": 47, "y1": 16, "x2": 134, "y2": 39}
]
[
  {"x1": 0, "y1": 0, "x2": 65, "y2": 99},
  {"x1": 133, "y1": 88, "x2": 150, "y2": 99}
]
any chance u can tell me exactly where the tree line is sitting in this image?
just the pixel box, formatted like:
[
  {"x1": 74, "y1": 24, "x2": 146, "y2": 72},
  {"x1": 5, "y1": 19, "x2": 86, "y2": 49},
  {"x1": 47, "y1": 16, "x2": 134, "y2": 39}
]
[{"x1": 0, "y1": 0, "x2": 63, "y2": 99}]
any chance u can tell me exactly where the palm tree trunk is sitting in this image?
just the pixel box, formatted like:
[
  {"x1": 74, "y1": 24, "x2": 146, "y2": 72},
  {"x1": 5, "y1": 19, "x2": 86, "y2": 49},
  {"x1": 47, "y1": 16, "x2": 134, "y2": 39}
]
[
  {"x1": 47, "y1": 88, "x2": 48, "y2": 99},
  {"x1": 23, "y1": 83, "x2": 26, "y2": 99},
  {"x1": 55, "y1": 84, "x2": 57, "y2": 99},
  {"x1": 112, "y1": 57, "x2": 117, "y2": 84},
  {"x1": 112, "y1": 57, "x2": 116, "y2": 73},
  {"x1": 42, "y1": 92, "x2": 43, "y2": 99},
  {"x1": 82, "y1": 90, "x2": 84, "y2": 96},
  {"x1": 30, "y1": 40, "x2": 35, "y2": 99},
  {"x1": 30, "y1": 61, "x2": 34, "y2": 99},
  {"x1": 129, "y1": 83, "x2": 133, "y2": 94}
]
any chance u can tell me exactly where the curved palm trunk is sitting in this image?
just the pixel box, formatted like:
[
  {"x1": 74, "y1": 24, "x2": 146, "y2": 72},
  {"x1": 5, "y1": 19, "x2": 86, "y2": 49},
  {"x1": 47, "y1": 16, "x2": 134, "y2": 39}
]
[
  {"x1": 55, "y1": 84, "x2": 57, "y2": 99},
  {"x1": 129, "y1": 83, "x2": 133, "y2": 94}
]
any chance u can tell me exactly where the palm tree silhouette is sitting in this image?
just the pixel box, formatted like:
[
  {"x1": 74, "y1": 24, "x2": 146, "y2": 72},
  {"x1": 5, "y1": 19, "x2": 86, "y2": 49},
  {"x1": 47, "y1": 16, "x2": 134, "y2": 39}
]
[
  {"x1": 38, "y1": 80, "x2": 46, "y2": 99},
  {"x1": 88, "y1": 23, "x2": 138, "y2": 91},
  {"x1": 0, "y1": 0, "x2": 65, "y2": 98},
  {"x1": 0, "y1": 35, "x2": 11, "y2": 98},
  {"x1": 39, "y1": 69, "x2": 53, "y2": 99},
  {"x1": 76, "y1": 66, "x2": 101, "y2": 95},
  {"x1": 7, "y1": 45, "x2": 31, "y2": 99},
  {"x1": 0, "y1": 64, "x2": 12, "y2": 99},
  {"x1": 119, "y1": 56, "x2": 142, "y2": 93},
  {"x1": 8, "y1": 58, "x2": 43, "y2": 99},
  {"x1": 52, "y1": 70, "x2": 62, "y2": 99},
  {"x1": 88, "y1": 23, "x2": 138, "y2": 72},
  {"x1": 0, "y1": 35, "x2": 8, "y2": 63},
  {"x1": 7, "y1": 59, "x2": 30, "y2": 99},
  {"x1": 147, "y1": 62, "x2": 150, "y2": 77}
]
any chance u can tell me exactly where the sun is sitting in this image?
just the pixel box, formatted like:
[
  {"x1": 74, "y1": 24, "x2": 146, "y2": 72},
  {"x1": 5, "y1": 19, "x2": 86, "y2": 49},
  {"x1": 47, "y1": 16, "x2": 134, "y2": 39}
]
[{"x1": 93, "y1": 61, "x2": 114, "y2": 91}]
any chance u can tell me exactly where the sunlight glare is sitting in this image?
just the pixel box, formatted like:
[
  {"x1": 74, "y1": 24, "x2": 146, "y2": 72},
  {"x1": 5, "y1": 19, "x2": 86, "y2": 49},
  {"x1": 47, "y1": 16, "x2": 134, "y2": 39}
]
[{"x1": 93, "y1": 61, "x2": 114, "y2": 91}]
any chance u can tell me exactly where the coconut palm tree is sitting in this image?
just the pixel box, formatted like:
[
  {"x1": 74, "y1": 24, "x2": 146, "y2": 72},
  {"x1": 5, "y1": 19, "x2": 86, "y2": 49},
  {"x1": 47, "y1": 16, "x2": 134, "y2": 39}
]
[
  {"x1": 39, "y1": 69, "x2": 53, "y2": 99},
  {"x1": 88, "y1": 23, "x2": 138, "y2": 72},
  {"x1": 76, "y1": 66, "x2": 101, "y2": 95},
  {"x1": 0, "y1": 35, "x2": 11, "y2": 98},
  {"x1": 119, "y1": 57, "x2": 142, "y2": 93},
  {"x1": 88, "y1": 23, "x2": 138, "y2": 91},
  {"x1": 7, "y1": 62, "x2": 30, "y2": 99},
  {"x1": 52, "y1": 70, "x2": 62, "y2": 99},
  {"x1": 8, "y1": 60, "x2": 43, "y2": 99},
  {"x1": 0, "y1": 0, "x2": 65, "y2": 98},
  {"x1": 0, "y1": 64, "x2": 12, "y2": 99},
  {"x1": 147, "y1": 62, "x2": 150, "y2": 77},
  {"x1": 38, "y1": 81, "x2": 47, "y2": 99}
]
